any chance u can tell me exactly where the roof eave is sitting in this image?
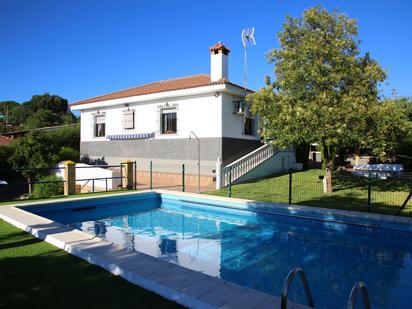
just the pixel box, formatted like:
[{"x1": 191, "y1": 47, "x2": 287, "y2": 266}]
[{"x1": 70, "y1": 83, "x2": 229, "y2": 111}]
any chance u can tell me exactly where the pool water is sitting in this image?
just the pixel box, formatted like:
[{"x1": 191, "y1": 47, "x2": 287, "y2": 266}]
[{"x1": 28, "y1": 193, "x2": 412, "y2": 309}]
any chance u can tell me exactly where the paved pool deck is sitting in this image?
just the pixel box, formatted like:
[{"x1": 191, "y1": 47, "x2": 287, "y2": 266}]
[{"x1": 0, "y1": 190, "x2": 310, "y2": 309}]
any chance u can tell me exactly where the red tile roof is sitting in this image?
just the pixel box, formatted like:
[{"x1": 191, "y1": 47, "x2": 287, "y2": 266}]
[
  {"x1": 0, "y1": 135, "x2": 13, "y2": 145},
  {"x1": 71, "y1": 74, "x2": 230, "y2": 106}
]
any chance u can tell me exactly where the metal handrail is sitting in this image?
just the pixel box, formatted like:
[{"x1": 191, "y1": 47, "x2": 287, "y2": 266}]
[
  {"x1": 347, "y1": 282, "x2": 371, "y2": 309},
  {"x1": 281, "y1": 267, "x2": 315, "y2": 309},
  {"x1": 76, "y1": 176, "x2": 124, "y2": 181},
  {"x1": 28, "y1": 180, "x2": 66, "y2": 185}
]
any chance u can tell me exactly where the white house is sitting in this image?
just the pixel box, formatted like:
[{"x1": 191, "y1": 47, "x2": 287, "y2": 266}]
[{"x1": 70, "y1": 42, "x2": 296, "y2": 187}]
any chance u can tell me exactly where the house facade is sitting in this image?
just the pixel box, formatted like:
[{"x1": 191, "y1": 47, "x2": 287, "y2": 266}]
[{"x1": 70, "y1": 43, "x2": 261, "y2": 181}]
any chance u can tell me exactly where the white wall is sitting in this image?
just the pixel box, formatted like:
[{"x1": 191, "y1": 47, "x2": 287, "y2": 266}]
[
  {"x1": 80, "y1": 93, "x2": 223, "y2": 142},
  {"x1": 55, "y1": 162, "x2": 121, "y2": 190},
  {"x1": 211, "y1": 52, "x2": 228, "y2": 81},
  {"x1": 221, "y1": 92, "x2": 259, "y2": 140}
]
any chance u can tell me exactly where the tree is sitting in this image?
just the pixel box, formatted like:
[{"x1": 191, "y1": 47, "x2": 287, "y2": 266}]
[
  {"x1": 250, "y1": 6, "x2": 387, "y2": 192},
  {"x1": 6, "y1": 93, "x2": 77, "y2": 129},
  {"x1": 7, "y1": 125, "x2": 80, "y2": 194},
  {"x1": 7, "y1": 132, "x2": 58, "y2": 193},
  {"x1": 0, "y1": 100, "x2": 19, "y2": 118},
  {"x1": 381, "y1": 97, "x2": 412, "y2": 162},
  {"x1": 367, "y1": 100, "x2": 411, "y2": 161}
]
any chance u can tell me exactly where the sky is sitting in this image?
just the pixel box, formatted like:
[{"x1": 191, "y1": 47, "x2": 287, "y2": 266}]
[{"x1": 1, "y1": 0, "x2": 411, "y2": 105}]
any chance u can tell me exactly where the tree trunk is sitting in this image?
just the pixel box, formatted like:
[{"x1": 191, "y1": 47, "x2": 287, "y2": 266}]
[
  {"x1": 27, "y1": 176, "x2": 32, "y2": 195},
  {"x1": 325, "y1": 160, "x2": 333, "y2": 193},
  {"x1": 354, "y1": 144, "x2": 360, "y2": 166},
  {"x1": 321, "y1": 143, "x2": 334, "y2": 193}
]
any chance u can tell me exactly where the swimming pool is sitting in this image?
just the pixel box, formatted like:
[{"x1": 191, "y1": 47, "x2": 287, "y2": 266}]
[{"x1": 22, "y1": 192, "x2": 412, "y2": 309}]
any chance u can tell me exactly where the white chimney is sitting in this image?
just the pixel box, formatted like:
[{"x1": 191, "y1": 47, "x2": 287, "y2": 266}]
[{"x1": 209, "y1": 42, "x2": 230, "y2": 82}]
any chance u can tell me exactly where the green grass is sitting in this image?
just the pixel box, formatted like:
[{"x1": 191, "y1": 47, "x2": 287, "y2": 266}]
[
  {"x1": 207, "y1": 169, "x2": 412, "y2": 217},
  {"x1": 0, "y1": 219, "x2": 182, "y2": 309}
]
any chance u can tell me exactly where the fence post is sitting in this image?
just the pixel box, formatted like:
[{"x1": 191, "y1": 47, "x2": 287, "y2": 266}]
[
  {"x1": 288, "y1": 169, "x2": 293, "y2": 205},
  {"x1": 367, "y1": 171, "x2": 372, "y2": 212},
  {"x1": 122, "y1": 160, "x2": 134, "y2": 190},
  {"x1": 149, "y1": 161, "x2": 153, "y2": 190},
  {"x1": 63, "y1": 160, "x2": 76, "y2": 196},
  {"x1": 182, "y1": 164, "x2": 185, "y2": 192},
  {"x1": 228, "y1": 166, "x2": 232, "y2": 198}
]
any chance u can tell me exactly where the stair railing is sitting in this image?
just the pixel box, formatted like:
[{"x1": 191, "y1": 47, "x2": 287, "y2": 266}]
[{"x1": 221, "y1": 143, "x2": 277, "y2": 187}]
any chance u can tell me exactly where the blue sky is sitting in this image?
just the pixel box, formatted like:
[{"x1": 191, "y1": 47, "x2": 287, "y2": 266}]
[{"x1": 1, "y1": 0, "x2": 411, "y2": 105}]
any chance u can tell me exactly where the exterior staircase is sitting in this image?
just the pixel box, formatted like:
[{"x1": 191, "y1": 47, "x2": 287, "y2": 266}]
[{"x1": 216, "y1": 143, "x2": 296, "y2": 189}]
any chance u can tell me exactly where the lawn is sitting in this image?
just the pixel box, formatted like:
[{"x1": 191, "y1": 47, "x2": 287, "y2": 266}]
[
  {"x1": 207, "y1": 169, "x2": 412, "y2": 216},
  {"x1": 0, "y1": 219, "x2": 182, "y2": 309}
]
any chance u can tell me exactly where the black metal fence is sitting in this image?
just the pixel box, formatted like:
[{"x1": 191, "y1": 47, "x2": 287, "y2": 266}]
[
  {"x1": 225, "y1": 168, "x2": 412, "y2": 216},
  {"x1": 0, "y1": 162, "x2": 137, "y2": 201},
  {"x1": 134, "y1": 161, "x2": 215, "y2": 193}
]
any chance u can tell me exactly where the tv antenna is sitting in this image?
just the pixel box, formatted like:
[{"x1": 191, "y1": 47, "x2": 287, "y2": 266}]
[{"x1": 241, "y1": 27, "x2": 256, "y2": 96}]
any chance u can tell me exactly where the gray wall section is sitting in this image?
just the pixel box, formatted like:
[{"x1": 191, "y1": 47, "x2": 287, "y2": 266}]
[
  {"x1": 81, "y1": 138, "x2": 222, "y2": 161},
  {"x1": 80, "y1": 137, "x2": 261, "y2": 175},
  {"x1": 222, "y1": 138, "x2": 262, "y2": 164}
]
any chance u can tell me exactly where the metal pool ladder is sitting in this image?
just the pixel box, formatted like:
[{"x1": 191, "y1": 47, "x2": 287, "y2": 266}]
[
  {"x1": 281, "y1": 267, "x2": 315, "y2": 309},
  {"x1": 347, "y1": 282, "x2": 371, "y2": 309}
]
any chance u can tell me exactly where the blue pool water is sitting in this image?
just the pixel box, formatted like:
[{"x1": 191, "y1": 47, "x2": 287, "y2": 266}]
[{"x1": 25, "y1": 193, "x2": 412, "y2": 309}]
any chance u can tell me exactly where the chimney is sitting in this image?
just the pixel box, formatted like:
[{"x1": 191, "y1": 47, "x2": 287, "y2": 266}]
[{"x1": 209, "y1": 42, "x2": 230, "y2": 82}]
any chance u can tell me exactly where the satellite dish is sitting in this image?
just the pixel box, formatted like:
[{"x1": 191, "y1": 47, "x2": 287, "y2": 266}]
[{"x1": 241, "y1": 27, "x2": 256, "y2": 48}]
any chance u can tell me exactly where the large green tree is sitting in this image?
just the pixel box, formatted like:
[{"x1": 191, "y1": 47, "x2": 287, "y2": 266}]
[
  {"x1": 7, "y1": 125, "x2": 80, "y2": 194},
  {"x1": 250, "y1": 6, "x2": 392, "y2": 191},
  {"x1": 6, "y1": 93, "x2": 77, "y2": 129}
]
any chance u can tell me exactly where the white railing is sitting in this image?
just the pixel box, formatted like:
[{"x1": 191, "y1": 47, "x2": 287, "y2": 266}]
[{"x1": 217, "y1": 143, "x2": 278, "y2": 188}]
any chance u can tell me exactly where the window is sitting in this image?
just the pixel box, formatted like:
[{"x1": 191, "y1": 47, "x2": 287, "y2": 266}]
[
  {"x1": 161, "y1": 108, "x2": 177, "y2": 134},
  {"x1": 122, "y1": 110, "x2": 135, "y2": 130},
  {"x1": 244, "y1": 117, "x2": 253, "y2": 135},
  {"x1": 94, "y1": 115, "x2": 105, "y2": 137}
]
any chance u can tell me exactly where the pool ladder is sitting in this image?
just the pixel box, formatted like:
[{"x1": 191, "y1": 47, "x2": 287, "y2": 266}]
[
  {"x1": 347, "y1": 281, "x2": 371, "y2": 309},
  {"x1": 281, "y1": 267, "x2": 371, "y2": 309},
  {"x1": 281, "y1": 267, "x2": 315, "y2": 309}
]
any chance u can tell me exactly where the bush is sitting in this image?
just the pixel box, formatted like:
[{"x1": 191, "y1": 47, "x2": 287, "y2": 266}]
[
  {"x1": 58, "y1": 146, "x2": 79, "y2": 162},
  {"x1": 32, "y1": 175, "x2": 64, "y2": 198},
  {"x1": 79, "y1": 154, "x2": 107, "y2": 165}
]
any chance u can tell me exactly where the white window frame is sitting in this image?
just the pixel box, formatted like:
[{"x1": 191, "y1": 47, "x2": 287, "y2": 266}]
[
  {"x1": 94, "y1": 114, "x2": 106, "y2": 138},
  {"x1": 122, "y1": 109, "x2": 135, "y2": 130},
  {"x1": 159, "y1": 106, "x2": 178, "y2": 135}
]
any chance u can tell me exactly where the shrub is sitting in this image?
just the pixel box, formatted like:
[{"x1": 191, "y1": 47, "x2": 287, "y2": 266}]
[
  {"x1": 32, "y1": 175, "x2": 64, "y2": 198},
  {"x1": 58, "y1": 146, "x2": 79, "y2": 162}
]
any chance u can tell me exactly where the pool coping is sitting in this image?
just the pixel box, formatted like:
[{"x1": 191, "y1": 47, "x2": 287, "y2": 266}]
[
  {"x1": 0, "y1": 190, "x2": 310, "y2": 309},
  {"x1": 4, "y1": 190, "x2": 412, "y2": 308}
]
